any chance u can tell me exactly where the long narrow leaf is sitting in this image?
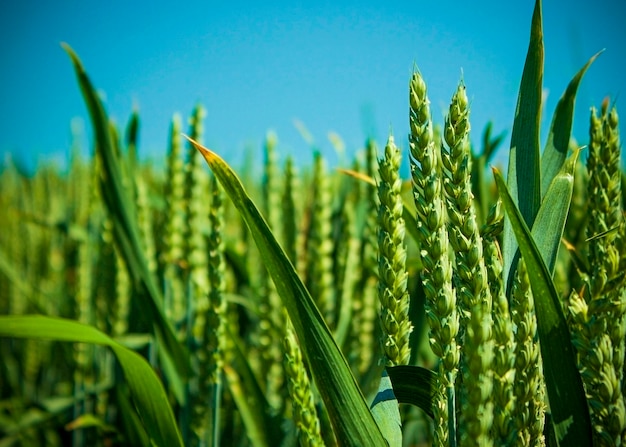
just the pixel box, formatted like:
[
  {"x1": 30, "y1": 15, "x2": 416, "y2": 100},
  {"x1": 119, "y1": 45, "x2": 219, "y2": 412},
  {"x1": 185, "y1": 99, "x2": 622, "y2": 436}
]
[
  {"x1": 532, "y1": 150, "x2": 580, "y2": 274},
  {"x1": 494, "y1": 171, "x2": 592, "y2": 446},
  {"x1": 0, "y1": 315, "x2": 183, "y2": 447},
  {"x1": 188, "y1": 138, "x2": 387, "y2": 446},
  {"x1": 503, "y1": 0, "x2": 544, "y2": 290},
  {"x1": 62, "y1": 43, "x2": 189, "y2": 402},
  {"x1": 540, "y1": 51, "x2": 602, "y2": 196}
]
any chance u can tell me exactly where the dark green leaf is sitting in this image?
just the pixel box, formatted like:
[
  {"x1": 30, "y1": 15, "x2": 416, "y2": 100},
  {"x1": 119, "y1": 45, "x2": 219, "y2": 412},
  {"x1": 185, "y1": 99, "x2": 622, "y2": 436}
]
[
  {"x1": 495, "y1": 170, "x2": 592, "y2": 447},
  {"x1": 387, "y1": 365, "x2": 436, "y2": 419},
  {"x1": 503, "y1": 0, "x2": 544, "y2": 290}
]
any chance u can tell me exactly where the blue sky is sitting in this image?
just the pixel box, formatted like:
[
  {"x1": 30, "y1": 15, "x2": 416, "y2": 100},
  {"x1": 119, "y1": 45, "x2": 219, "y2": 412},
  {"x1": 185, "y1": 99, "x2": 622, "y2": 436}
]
[{"x1": 1, "y1": 1, "x2": 624, "y2": 172}]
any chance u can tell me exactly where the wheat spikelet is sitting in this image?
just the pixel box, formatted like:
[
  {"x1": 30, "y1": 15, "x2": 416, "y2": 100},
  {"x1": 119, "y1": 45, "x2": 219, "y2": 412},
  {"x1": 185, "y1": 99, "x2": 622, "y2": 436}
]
[
  {"x1": 510, "y1": 259, "x2": 545, "y2": 446},
  {"x1": 441, "y1": 81, "x2": 494, "y2": 446},
  {"x1": 377, "y1": 134, "x2": 412, "y2": 367},
  {"x1": 409, "y1": 68, "x2": 459, "y2": 446}
]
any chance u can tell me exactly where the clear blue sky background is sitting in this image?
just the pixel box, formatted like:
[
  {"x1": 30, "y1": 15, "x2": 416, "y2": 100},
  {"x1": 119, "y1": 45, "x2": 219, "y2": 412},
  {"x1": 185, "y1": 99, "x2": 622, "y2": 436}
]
[{"x1": 1, "y1": 1, "x2": 624, "y2": 172}]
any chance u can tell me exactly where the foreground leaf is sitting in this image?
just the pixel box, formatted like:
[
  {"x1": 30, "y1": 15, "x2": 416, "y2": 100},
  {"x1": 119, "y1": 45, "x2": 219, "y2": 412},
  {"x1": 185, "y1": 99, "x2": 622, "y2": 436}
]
[
  {"x1": 494, "y1": 171, "x2": 592, "y2": 446},
  {"x1": 0, "y1": 315, "x2": 183, "y2": 447},
  {"x1": 188, "y1": 138, "x2": 387, "y2": 446},
  {"x1": 387, "y1": 365, "x2": 436, "y2": 419},
  {"x1": 62, "y1": 43, "x2": 188, "y2": 402}
]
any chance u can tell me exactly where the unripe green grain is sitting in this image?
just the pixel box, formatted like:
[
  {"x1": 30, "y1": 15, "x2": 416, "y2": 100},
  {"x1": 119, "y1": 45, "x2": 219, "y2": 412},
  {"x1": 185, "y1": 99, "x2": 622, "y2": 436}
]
[
  {"x1": 162, "y1": 114, "x2": 186, "y2": 331},
  {"x1": 409, "y1": 69, "x2": 459, "y2": 447},
  {"x1": 347, "y1": 152, "x2": 380, "y2": 376},
  {"x1": 441, "y1": 82, "x2": 494, "y2": 446},
  {"x1": 283, "y1": 319, "x2": 324, "y2": 447},
  {"x1": 113, "y1": 246, "x2": 130, "y2": 337},
  {"x1": 510, "y1": 259, "x2": 545, "y2": 446},
  {"x1": 482, "y1": 201, "x2": 516, "y2": 444},
  {"x1": 135, "y1": 175, "x2": 157, "y2": 275},
  {"x1": 186, "y1": 105, "x2": 211, "y2": 346},
  {"x1": 192, "y1": 173, "x2": 227, "y2": 446},
  {"x1": 572, "y1": 104, "x2": 626, "y2": 446},
  {"x1": 306, "y1": 152, "x2": 336, "y2": 329},
  {"x1": 377, "y1": 135, "x2": 412, "y2": 367},
  {"x1": 259, "y1": 131, "x2": 287, "y2": 412},
  {"x1": 282, "y1": 156, "x2": 299, "y2": 264}
]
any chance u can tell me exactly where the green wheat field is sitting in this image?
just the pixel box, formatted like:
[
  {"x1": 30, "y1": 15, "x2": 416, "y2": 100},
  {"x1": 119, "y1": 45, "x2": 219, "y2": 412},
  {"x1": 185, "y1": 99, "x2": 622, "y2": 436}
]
[{"x1": 1, "y1": 1, "x2": 624, "y2": 446}]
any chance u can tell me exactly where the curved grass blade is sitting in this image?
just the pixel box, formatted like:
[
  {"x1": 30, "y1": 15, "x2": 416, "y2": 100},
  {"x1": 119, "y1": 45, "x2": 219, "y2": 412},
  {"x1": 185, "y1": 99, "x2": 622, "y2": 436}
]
[
  {"x1": 62, "y1": 43, "x2": 189, "y2": 402},
  {"x1": 187, "y1": 137, "x2": 387, "y2": 446},
  {"x1": 0, "y1": 315, "x2": 183, "y2": 447},
  {"x1": 540, "y1": 51, "x2": 602, "y2": 196},
  {"x1": 494, "y1": 170, "x2": 592, "y2": 447},
  {"x1": 503, "y1": 0, "x2": 544, "y2": 290},
  {"x1": 387, "y1": 365, "x2": 435, "y2": 419}
]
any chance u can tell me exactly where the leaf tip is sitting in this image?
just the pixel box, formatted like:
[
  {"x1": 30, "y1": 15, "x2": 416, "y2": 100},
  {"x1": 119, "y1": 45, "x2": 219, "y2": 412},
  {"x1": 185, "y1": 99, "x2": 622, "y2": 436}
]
[
  {"x1": 182, "y1": 134, "x2": 215, "y2": 161},
  {"x1": 61, "y1": 42, "x2": 86, "y2": 74}
]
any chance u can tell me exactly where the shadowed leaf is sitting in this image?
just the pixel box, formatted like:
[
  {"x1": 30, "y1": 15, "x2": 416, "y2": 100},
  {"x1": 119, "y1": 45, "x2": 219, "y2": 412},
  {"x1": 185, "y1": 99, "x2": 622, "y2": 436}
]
[{"x1": 387, "y1": 365, "x2": 436, "y2": 419}]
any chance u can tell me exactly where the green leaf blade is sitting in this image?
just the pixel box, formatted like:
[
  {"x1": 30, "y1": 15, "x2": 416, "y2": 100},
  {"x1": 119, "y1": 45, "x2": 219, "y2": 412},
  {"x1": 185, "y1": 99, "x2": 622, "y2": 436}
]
[
  {"x1": 188, "y1": 138, "x2": 387, "y2": 447},
  {"x1": 0, "y1": 315, "x2": 183, "y2": 447},
  {"x1": 533, "y1": 150, "x2": 579, "y2": 274},
  {"x1": 387, "y1": 365, "x2": 436, "y2": 419},
  {"x1": 62, "y1": 43, "x2": 189, "y2": 401},
  {"x1": 503, "y1": 0, "x2": 544, "y2": 289},
  {"x1": 494, "y1": 171, "x2": 592, "y2": 447},
  {"x1": 541, "y1": 51, "x2": 602, "y2": 196}
]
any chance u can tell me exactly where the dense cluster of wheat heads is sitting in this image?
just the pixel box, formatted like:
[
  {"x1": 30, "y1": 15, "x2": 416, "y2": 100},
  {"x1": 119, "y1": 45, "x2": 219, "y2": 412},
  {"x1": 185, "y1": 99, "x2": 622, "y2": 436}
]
[{"x1": 1, "y1": 1, "x2": 625, "y2": 446}]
